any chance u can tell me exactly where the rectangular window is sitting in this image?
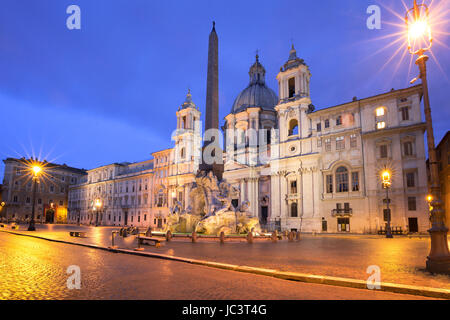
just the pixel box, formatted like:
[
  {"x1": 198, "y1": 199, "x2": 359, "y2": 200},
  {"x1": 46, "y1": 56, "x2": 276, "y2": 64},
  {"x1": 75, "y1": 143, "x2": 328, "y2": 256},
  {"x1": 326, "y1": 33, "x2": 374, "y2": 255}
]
[
  {"x1": 380, "y1": 145, "x2": 388, "y2": 158},
  {"x1": 325, "y1": 138, "x2": 331, "y2": 152},
  {"x1": 326, "y1": 175, "x2": 333, "y2": 193},
  {"x1": 400, "y1": 107, "x2": 410, "y2": 121},
  {"x1": 350, "y1": 134, "x2": 357, "y2": 148},
  {"x1": 404, "y1": 141, "x2": 413, "y2": 156},
  {"x1": 288, "y1": 77, "x2": 295, "y2": 98},
  {"x1": 406, "y1": 172, "x2": 415, "y2": 187},
  {"x1": 290, "y1": 181, "x2": 297, "y2": 194},
  {"x1": 351, "y1": 172, "x2": 359, "y2": 191},
  {"x1": 336, "y1": 116, "x2": 342, "y2": 126},
  {"x1": 344, "y1": 203, "x2": 350, "y2": 213},
  {"x1": 408, "y1": 197, "x2": 417, "y2": 211},
  {"x1": 324, "y1": 119, "x2": 330, "y2": 128},
  {"x1": 336, "y1": 136, "x2": 345, "y2": 150},
  {"x1": 377, "y1": 121, "x2": 386, "y2": 130},
  {"x1": 316, "y1": 123, "x2": 322, "y2": 132},
  {"x1": 317, "y1": 139, "x2": 322, "y2": 147}
]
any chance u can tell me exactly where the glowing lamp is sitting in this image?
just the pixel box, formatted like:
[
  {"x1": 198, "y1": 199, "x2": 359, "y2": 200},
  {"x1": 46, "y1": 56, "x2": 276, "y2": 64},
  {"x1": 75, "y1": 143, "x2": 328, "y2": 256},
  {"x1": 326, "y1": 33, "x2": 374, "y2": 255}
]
[
  {"x1": 32, "y1": 166, "x2": 42, "y2": 176},
  {"x1": 381, "y1": 170, "x2": 391, "y2": 188},
  {"x1": 405, "y1": 0, "x2": 432, "y2": 54}
]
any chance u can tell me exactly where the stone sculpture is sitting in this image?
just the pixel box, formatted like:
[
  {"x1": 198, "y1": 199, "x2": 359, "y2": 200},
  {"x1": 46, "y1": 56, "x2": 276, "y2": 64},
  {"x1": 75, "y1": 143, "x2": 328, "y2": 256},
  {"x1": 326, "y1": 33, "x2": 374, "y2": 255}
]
[{"x1": 164, "y1": 171, "x2": 261, "y2": 236}]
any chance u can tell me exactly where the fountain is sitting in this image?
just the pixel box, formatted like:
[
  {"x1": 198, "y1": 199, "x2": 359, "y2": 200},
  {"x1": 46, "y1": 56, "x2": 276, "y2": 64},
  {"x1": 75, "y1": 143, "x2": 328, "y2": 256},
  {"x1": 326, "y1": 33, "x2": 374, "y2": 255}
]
[{"x1": 164, "y1": 171, "x2": 261, "y2": 236}]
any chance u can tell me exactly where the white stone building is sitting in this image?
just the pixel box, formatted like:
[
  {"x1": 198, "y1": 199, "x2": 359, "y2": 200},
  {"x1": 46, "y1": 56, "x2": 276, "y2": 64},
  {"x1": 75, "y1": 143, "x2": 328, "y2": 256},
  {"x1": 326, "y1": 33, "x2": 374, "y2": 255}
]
[{"x1": 68, "y1": 45, "x2": 430, "y2": 234}]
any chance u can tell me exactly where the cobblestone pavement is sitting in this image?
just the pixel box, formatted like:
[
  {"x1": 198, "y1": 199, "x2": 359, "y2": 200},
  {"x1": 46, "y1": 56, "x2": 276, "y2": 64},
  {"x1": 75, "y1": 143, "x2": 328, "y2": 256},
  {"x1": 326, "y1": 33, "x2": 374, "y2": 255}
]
[
  {"x1": 3, "y1": 224, "x2": 450, "y2": 291},
  {"x1": 0, "y1": 232, "x2": 434, "y2": 300}
]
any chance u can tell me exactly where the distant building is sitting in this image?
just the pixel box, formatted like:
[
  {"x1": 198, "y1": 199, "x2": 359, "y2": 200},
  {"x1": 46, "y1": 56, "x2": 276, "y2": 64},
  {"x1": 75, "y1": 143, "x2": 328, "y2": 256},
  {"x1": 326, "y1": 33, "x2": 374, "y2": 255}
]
[
  {"x1": 67, "y1": 93, "x2": 201, "y2": 228},
  {"x1": 428, "y1": 131, "x2": 450, "y2": 230},
  {"x1": 1, "y1": 158, "x2": 87, "y2": 223}
]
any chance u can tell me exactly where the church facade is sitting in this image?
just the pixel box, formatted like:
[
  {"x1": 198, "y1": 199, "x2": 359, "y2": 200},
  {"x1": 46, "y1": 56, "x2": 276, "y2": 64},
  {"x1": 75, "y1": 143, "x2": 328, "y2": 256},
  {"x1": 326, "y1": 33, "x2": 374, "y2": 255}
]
[
  {"x1": 68, "y1": 35, "x2": 430, "y2": 234},
  {"x1": 221, "y1": 47, "x2": 429, "y2": 234}
]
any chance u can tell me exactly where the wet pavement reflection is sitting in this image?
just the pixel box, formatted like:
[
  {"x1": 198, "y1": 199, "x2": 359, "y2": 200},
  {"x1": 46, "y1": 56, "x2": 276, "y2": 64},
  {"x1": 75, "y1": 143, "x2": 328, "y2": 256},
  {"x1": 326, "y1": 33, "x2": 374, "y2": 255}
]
[
  {"x1": 0, "y1": 231, "x2": 434, "y2": 300},
  {"x1": 3, "y1": 223, "x2": 449, "y2": 290}
]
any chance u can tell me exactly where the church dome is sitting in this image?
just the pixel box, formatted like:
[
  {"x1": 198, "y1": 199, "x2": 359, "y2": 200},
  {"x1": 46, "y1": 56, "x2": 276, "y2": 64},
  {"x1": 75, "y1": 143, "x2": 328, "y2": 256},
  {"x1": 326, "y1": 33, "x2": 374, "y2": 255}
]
[{"x1": 231, "y1": 55, "x2": 278, "y2": 114}]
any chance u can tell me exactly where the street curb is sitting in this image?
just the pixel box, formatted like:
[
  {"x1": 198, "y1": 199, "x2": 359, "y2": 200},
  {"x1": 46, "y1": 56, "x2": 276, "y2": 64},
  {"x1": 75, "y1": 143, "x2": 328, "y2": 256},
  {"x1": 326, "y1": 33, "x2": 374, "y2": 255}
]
[{"x1": 2, "y1": 230, "x2": 449, "y2": 299}]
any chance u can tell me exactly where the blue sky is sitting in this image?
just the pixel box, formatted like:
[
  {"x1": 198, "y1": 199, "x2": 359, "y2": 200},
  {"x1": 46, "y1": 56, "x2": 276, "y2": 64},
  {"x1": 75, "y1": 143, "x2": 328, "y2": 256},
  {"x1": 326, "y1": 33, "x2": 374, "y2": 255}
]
[{"x1": 0, "y1": 0, "x2": 449, "y2": 180}]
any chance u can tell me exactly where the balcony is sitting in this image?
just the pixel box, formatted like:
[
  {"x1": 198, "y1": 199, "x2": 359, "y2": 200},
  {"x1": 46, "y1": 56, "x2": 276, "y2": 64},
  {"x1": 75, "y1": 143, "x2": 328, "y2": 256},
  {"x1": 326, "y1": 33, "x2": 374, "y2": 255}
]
[
  {"x1": 331, "y1": 208, "x2": 353, "y2": 217},
  {"x1": 285, "y1": 193, "x2": 300, "y2": 201}
]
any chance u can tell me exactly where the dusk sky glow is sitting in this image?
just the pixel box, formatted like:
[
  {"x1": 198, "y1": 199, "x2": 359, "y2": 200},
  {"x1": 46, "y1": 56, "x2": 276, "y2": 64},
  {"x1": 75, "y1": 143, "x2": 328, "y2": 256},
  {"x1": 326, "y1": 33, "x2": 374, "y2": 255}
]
[{"x1": 0, "y1": 0, "x2": 449, "y2": 180}]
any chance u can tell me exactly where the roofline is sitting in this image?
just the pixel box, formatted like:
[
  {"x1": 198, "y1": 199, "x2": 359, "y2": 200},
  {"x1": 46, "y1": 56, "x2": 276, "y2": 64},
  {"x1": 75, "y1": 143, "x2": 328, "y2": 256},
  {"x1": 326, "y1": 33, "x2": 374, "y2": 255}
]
[
  {"x1": 2, "y1": 157, "x2": 87, "y2": 174},
  {"x1": 311, "y1": 85, "x2": 423, "y2": 115},
  {"x1": 151, "y1": 148, "x2": 172, "y2": 156},
  {"x1": 436, "y1": 130, "x2": 450, "y2": 150}
]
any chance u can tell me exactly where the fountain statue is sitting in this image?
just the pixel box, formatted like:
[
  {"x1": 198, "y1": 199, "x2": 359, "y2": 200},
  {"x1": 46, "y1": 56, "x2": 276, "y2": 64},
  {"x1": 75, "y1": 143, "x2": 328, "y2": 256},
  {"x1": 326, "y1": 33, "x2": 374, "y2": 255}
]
[{"x1": 165, "y1": 171, "x2": 261, "y2": 236}]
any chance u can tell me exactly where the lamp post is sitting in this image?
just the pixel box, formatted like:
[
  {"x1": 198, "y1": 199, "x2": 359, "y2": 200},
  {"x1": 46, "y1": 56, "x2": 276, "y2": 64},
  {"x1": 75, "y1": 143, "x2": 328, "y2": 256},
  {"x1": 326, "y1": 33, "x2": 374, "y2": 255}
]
[
  {"x1": 381, "y1": 168, "x2": 393, "y2": 238},
  {"x1": 94, "y1": 198, "x2": 102, "y2": 227},
  {"x1": 28, "y1": 164, "x2": 43, "y2": 231},
  {"x1": 405, "y1": 0, "x2": 450, "y2": 274}
]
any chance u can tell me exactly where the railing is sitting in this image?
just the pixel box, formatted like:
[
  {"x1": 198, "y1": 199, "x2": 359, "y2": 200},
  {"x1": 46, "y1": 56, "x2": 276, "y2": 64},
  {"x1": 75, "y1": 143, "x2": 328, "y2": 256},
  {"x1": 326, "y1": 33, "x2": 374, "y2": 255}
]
[
  {"x1": 331, "y1": 208, "x2": 353, "y2": 217},
  {"x1": 285, "y1": 193, "x2": 300, "y2": 201}
]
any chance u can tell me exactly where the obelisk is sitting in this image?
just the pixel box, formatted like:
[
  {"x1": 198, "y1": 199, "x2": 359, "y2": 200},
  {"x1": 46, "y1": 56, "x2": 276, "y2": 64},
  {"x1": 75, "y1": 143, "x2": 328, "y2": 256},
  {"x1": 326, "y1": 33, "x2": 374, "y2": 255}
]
[
  {"x1": 200, "y1": 21, "x2": 223, "y2": 180},
  {"x1": 205, "y1": 21, "x2": 219, "y2": 137}
]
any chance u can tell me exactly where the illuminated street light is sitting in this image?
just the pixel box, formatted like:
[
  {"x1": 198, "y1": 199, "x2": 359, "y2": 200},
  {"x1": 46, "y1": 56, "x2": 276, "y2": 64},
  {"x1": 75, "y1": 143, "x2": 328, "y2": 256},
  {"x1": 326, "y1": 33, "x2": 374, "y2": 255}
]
[
  {"x1": 381, "y1": 168, "x2": 393, "y2": 239},
  {"x1": 405, "y1": 0, "x2": 450, "y2": 274},
  {"x1": 27, "y1": 162, "x2": 44, "y2": 231},
  {"x1": 94, "y1": 198, "x2": 102, "y2": 227}
]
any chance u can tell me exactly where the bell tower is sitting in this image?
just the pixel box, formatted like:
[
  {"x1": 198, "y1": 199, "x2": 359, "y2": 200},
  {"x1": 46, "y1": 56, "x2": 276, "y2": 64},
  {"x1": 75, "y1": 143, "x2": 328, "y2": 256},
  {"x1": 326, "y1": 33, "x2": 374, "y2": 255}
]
[
  {"x1": 173, "y1": 90, "x2": 202, "y2": 173},
  {"x1": 275, "y1": 45, "x2": 313, "y2": 143}
]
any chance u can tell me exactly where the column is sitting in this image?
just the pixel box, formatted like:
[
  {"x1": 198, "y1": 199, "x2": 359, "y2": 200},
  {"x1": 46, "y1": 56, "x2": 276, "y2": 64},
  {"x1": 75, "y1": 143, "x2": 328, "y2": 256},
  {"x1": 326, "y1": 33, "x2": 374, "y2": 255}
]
[
  {"x1": 280, "y1": 173, "x2": 288, "y2": 220},
  {"x1": 270, "y1": 173, "x2": 280, "y2": 221}
]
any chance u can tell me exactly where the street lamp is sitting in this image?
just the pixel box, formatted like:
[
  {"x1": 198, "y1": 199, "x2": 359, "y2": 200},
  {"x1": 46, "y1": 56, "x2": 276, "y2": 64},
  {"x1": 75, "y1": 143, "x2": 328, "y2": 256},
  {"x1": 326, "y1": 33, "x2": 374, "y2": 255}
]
[
  {"x1": 405, "y1": 0, "x2": 450, "y2": 274},
  {"x1": 381, "y1": 168, "x2": 393, "y2": 238},
  {"x1": 28, "y1": 163, "x2": 43, "y2": 231},
  {"x1": 93, "y1": 198, "x2": 102, "y2": 227}
]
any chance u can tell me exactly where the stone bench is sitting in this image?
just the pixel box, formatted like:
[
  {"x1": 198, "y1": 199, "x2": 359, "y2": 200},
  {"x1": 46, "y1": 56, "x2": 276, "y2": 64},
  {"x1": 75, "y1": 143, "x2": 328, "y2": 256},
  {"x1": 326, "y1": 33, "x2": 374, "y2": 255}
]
[{"x1": 138, "y1": 236, "x2": 165, "y2": 247}]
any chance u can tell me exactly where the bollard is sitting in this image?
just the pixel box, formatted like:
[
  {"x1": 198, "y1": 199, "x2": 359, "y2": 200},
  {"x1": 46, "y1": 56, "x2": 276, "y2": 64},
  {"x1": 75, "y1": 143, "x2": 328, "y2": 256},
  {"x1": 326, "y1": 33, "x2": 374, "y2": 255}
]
[
  {"x1": 296, "y1": 231, "x2": 301, "y2": 241},
  {"x1": 219, "y1": 231, "x2": 225, "y2": 244},
  {"x1": 246, "y1": 232, "x2": 253, "y2": 244},
  {"x1": 110, "y1": 231, "x2": 118, "y2": 249},
  {"x1": 166, "y1": 230, "x2": 172, "y2": 242},
  {"x1": 288, "y1": 231, "x2": 294, "y2": 242},
  {"x1": 191, "y1": 231, "x2": 197, "y2": 243},
  {"x1": 134, "y1": 233, "x2": 144, "y2": 251},
  {"x1": 271, "y1": 230, "x2": 278, "y2": 243}
]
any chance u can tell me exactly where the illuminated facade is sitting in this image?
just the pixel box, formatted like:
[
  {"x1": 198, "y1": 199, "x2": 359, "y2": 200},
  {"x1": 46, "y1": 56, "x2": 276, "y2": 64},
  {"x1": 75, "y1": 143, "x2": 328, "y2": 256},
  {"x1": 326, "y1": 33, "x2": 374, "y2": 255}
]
[
  {"x1": 67, "y1": 45, "x2": 430, "y2": 234},
  {"x1": 222, "y1": 47, "x2": 429, "y2": 233},
  {"x1": 1, "y1": 158, "x2": 86, "y2": 223}
]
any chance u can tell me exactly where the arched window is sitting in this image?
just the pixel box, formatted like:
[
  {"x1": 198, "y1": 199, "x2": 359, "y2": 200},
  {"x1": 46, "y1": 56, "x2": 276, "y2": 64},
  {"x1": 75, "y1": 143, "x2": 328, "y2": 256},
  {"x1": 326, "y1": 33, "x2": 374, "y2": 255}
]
[
  {"x1": 291, "y1": 202, "x2": 298, "y2": 217},
  {"x1": 336, "y1": 167, "x2": 349, "y2": 192},
  {"x1": 288, "y1": 119, "x2": 298, "y2": 136}
]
